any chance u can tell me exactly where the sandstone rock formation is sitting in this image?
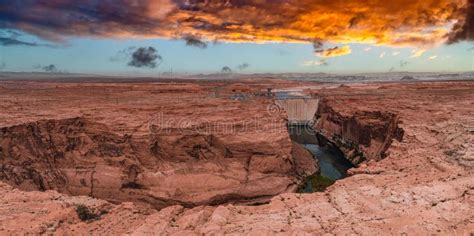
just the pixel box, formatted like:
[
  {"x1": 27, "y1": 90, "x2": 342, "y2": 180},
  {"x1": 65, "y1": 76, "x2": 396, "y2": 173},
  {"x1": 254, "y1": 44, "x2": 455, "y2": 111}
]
[
  {"x1": 314, "y1": 98, "x2": 404, "y2": 165},
  {"x1": 0, "y1": 79, "x2": 473, "y2": 234},
  {"x1": 291, "y1": 142, "x2": 318, "y2": 177},
  {"x1": 0, "y1": 81, "x2": 317, "y2": 209}
]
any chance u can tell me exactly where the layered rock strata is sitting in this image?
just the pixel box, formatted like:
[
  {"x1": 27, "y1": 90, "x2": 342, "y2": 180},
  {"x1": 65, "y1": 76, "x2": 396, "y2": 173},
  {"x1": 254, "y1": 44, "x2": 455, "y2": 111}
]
[
  {"x1": 314, "y1": 98, "x2": 404, "y2": 165},
  {"x1": 0, "y1": 80, "x2": 473, "y2": 234},
  {"x1": 0, "y1": 81, "x2": 318, "y2": 208}
]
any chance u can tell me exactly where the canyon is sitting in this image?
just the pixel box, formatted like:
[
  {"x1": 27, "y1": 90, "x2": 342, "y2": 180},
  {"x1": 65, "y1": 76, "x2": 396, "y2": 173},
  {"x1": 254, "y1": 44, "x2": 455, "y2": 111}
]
[{"x1": 0, "y1": 78, "x2": 472, "y2": 234}]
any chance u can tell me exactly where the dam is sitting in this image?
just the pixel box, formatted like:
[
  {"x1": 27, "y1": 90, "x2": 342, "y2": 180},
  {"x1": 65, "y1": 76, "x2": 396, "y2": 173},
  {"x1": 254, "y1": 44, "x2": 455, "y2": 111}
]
[
  {"x1": 276, "y1": 91, "x2": 354, "y2": 192},
  {"x1": 275, "y1": 97, "x2": 319, "y2": 125}
]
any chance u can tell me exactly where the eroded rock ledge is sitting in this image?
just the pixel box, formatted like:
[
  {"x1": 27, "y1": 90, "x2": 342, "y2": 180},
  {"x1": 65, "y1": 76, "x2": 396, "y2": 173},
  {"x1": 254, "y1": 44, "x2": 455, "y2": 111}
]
[
  {"x1": 1, "y1": 80, "x2": 472, "y2": 234},
  {"x1": 313, "y1": 98, "x2": 404, "y2": 165},
  {"x1": 0, "y1": 115, "x2": 316, "y2": 209}
]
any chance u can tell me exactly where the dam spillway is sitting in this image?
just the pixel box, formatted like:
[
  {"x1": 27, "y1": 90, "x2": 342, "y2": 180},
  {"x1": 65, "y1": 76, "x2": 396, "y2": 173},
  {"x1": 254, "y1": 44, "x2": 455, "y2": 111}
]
[{"x1": 275, "y1": 98, "x2": 319, "y2": 125}]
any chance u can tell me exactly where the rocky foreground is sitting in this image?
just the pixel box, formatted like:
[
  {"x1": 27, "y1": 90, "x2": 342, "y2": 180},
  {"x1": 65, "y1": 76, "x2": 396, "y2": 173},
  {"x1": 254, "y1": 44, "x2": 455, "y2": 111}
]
[
  {"x1": 0, "y1": 79, "x2": 318, "y2": 208},
  {"x1": 0, "y1": 79, "x2": 473, "y2": 235}
]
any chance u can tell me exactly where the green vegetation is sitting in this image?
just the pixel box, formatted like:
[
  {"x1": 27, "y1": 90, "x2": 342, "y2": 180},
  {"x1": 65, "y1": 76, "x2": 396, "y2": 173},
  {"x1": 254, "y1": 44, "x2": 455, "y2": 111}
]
[
  {"x1": 75, "y1": 204, "x2": 100, "y2": 221},
  {"x1": 298, "y1": 174, "x2": 335, "y2": 193},
  {"x1": 309, "y1": 175, "x2": 335, "y2": 192}
]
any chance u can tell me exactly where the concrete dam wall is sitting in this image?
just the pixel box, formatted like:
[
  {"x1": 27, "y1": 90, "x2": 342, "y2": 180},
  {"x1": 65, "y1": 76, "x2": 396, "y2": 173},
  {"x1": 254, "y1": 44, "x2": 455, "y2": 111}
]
[{"x1": 276, "y1": 98, "x2": 319, "y2": 124}]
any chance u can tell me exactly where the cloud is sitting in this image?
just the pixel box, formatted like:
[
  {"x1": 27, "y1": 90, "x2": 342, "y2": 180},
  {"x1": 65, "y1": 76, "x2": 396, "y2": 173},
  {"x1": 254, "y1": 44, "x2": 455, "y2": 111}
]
[
  {"x1": 237, "y1": 63, "x2": 250, "y2": 70},
  {"x1": 0, "y1": 29, "x2": 58, "y2": 47},
  {"x1": 0, "y1": 0, "x2": 470, "y2": 49},
  {"x1": 183, "y1": 35, "x2": 207, "y2": 49},
  {"x1": 349, "y1": 13, "x2": 366, "y2": 28},
  {"x1": 315, "y1": 46, "x2": 352, "y2": 58},
  {"x1": 0, "y1": 62, "x2": 5, "y2": 70},
  {"x1": 221, "y1": 66, "x2": 232, "y2": 74},
  {"x1": 0, "y1": 29, "x2": 22, "y2": 38},
  {"x1": 110, "y1": 47, "x2": 137, "y2": 62},
  {"x1": 128, "y1": 47, "x2": 162, "y2": 68},
  {"x1": 392, "y1": 51, "x2": 400, "y2": 56},
  {"x1": 400, "y1": 60, "x2": 409, "y2": 67},
  {"x1": 379, "y1": 52, "x2": 386, "y2": 58},
  {"x1": 0, "y1": 37, "x2": 54, "y2": 47},
  {"x1": 364, "y1": 47, "x2": 372, "y2": 52},
  {"x1": 42, "y1": 64, "x2": 58, "y2": 72},
  {"x1": 303, "y1": 60, "x2": 329, "y2": 66},
  {"x1": 447, "y1": 0, "x2": 474, "y2": 43},
  {"x1": 410, "y1": 49, "x2": 427, "y2": 58},
  {"x1": 312, "y1": 39, "x2": 324, "y2": 50},
  {"x1": 34, "y1": 64, "x2": 59, "y2": 73},
  {"x1": 428, "y1": 55, "x2": 438, "y2": 60}
]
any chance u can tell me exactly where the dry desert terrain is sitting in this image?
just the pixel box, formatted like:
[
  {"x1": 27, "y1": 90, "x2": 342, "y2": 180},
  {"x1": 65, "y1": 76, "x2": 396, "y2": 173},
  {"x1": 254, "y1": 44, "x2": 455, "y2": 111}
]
[{"x1": 0, "y1": 78, "x2": 472, "y2": 235}]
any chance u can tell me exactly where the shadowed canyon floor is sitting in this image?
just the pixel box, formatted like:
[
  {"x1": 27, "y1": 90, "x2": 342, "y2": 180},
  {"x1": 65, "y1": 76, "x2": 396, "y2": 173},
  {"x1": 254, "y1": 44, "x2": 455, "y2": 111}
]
[{"x1": 0, "y1": 79, "x2": 473, "y2": 234}]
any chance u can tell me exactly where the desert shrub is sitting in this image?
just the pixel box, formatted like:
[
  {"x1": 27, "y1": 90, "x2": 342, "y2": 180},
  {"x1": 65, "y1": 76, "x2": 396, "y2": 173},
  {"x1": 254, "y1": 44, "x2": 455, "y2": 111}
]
[{"x1": 76, "y1": 204, "x2": 99, "y2": 221}]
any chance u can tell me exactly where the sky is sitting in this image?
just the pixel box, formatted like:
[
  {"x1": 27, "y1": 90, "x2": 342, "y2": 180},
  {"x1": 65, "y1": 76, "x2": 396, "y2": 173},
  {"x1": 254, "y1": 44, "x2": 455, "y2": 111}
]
[{"x1": 0, "y1": 0, "x2": 473, "y2": 75}]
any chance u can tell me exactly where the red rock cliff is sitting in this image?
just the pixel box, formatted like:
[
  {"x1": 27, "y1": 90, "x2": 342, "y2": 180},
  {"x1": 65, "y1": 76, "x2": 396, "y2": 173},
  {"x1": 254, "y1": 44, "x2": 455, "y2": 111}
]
[{"x1": 313, "y1": 98, "x2": 404, "y2": 165}]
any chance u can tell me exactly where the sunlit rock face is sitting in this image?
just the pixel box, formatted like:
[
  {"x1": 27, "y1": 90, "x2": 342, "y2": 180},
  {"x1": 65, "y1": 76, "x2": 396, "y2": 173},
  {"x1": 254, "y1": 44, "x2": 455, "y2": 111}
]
[
  {"x1": 313, "y1": 99, "x2": 404, "y2": 165},
  {"x1": 0, "y1": 81, "x2": 317, "y2": 208},
  {"x1": 0, "y1": 79, "x2": 473, "y2": 235}
]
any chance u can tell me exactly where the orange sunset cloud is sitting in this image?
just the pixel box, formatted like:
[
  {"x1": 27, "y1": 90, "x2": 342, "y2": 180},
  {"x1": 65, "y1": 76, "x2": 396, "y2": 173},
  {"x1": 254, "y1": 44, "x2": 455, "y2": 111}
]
[{"x1": 0, "y1": 0, "x2": 472, "y2": 48}]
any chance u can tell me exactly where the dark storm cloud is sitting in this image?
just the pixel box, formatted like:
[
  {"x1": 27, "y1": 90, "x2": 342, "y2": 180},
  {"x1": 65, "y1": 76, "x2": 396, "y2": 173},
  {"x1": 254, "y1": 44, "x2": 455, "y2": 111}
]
[
  {"x1": 128, "y1": 47, "x2": 162, "y2": 68},
  {"x1": 0, "y1": 0, "x2": 160, "y2": 42},
  {"x1": 183, "y1": 35, "x2": 207, "y2": 49},
  {"x1": 237, "y1": 63, "x2": 250, "y2": 70},
  {"x1": 447, "y1": 0, "x2": 474, "y2": 43},
  {"x1": 0, "y1": 0, "x2": 471, "y2": 48},
  {"x1": 221, "y1": 66, "x2": 232, "y2": 73}
]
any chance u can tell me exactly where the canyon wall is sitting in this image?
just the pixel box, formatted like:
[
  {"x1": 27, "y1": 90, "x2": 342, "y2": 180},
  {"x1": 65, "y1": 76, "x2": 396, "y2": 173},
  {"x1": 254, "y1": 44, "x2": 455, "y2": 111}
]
[
  {"x1": 0, "y1": 80, "x2": 473, "y2": 234},
  {"x1": 0, "y1": 80, "x2": 323, "y2": 208},
  {"x1": 0, "y1": 114, "x2": 317, "y2": 208},
  {"x1": 313, "y1": 98, "x2": 404, "y2": 165}
]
